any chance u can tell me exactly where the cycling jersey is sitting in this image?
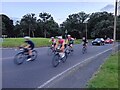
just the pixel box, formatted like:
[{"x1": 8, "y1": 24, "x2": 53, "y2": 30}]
[
  {"x1": 52, "y1": 39, "x2": 56, "y2": 44},
  {"x1": 56, "y1": 39, "x2": 64, "y2": 49},
  {"x1": 58, "y1": 39, "x2": 64, "y2": 45},
  {"x1": 25, "y1": 40, "x2": 34, "y2": 49},
  {"x1": 82, "y1": 39, "x2": 88, "y2": 46},
  {"x1": 68, "y1": 37, "x2": 74, "y2": 44}
]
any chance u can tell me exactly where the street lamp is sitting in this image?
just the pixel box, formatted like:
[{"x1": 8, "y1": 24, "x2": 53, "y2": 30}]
[{"x1": 83, "y1": 18, "x2": 89, "y2": 39}]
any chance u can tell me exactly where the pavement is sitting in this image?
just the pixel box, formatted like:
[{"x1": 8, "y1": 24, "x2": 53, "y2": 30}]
[{"x1": 2, "y1": 42, "x2": 120, "y2": 88}]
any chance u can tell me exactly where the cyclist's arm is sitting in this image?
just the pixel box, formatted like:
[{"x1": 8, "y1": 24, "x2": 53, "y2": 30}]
[
  {"x1": 49, "y1": 39, "x2": 51, "y2": 42},
  {"x1": 24, "y1": 44, "x2": 30, "y2": 48},
  {"x1": 55, "y1": 41, "x2": 58, "y2": 49},
  {"x1": 66, "y1": 39, "x2": 68, "y2": 44},
  {"x1": 61, "y1": 41, "x2": 65, "y2": 49},
  {"x1": 20, "y1": 43, "x2": 27, "y2": 47}
]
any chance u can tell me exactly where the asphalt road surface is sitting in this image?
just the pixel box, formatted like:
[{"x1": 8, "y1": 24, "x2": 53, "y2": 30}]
[{"x1": 2, "y1": 42, "x2": 120, "y2": 88}]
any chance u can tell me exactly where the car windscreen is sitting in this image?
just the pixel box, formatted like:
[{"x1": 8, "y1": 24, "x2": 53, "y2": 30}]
[{"x1": 95, "y1": 38, "x2": 101, "y2": 41}]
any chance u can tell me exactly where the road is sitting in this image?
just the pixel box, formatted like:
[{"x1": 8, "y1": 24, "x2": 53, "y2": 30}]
[{"x1": 2, "y1": 42, "x2": 120, "y2": 88}]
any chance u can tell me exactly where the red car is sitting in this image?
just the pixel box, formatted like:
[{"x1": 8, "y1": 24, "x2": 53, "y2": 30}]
[{"x1": 105, "y1": 38, "x2": 114, "y2": 44}]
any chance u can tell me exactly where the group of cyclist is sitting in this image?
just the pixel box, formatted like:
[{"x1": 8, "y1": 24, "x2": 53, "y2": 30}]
[
  {"x1": 49, "y1": 35, "x2": 75, "y2": 58},
  {"x1": 21, "y1": 35, "x2": 88, "y2": 61}
]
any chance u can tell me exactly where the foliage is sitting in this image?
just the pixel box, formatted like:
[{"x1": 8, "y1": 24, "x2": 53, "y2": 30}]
[
  {"x1": 1, "y1": 11, "x2": 120, "y2": 40},
  {"x1": 1, "y1": 14, "x2": 14, "y2": 37}
]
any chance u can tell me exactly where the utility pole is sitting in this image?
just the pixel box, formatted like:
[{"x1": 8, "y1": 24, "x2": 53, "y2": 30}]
[
  {"x1": 86, "y1": 23, "x2": 87, "y2": 39},
  {"x1": 112, "y1": 0, "x2": 118, "y2": 54}
]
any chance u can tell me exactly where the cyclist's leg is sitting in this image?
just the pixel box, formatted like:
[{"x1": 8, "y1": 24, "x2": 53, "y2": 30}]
[
  {"x1": 59, "y1": 46, "x2": 65, "y2": 58},
  {"x1": 53, "y1": 43, "x2": 56, "y2": 50},
  {"x1": 70, "y1": 44, "x2": 74, "y2": 51},
  {"x1": 27, "y1": 48, "x2": 33, "y2": 61}
]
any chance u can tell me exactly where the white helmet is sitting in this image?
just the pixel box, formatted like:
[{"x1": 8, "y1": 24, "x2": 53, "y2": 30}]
[
  {"x1": 67, "y1": 35, "x2": 71, "y2": 37},
  {"x1": 24, "y1": 36, "x2": 30, "y2": 39},
  {"x1": 58, "y1": 36, "x2": 62, "y2": 39},
  {"x1": 51, "y1": 37, "x2": 54, "y2": 39}
]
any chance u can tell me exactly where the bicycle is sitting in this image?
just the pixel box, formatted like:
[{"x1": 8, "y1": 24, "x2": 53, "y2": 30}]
[
  {"x1": 65, "y1": 45, "x2": 74, "y2": 56},
  {"x1": 14, "y1": 47, "x2": 37, "y2": 65},
  {"x1": 82, "y1": 45, "x2": 87, "y2": 54},
  {"x1": 47, "y1": 45, "x2": 56, "y2": 55},
  {"x1": 52, "y1": 49, "x2": 68, "y2": 67}
]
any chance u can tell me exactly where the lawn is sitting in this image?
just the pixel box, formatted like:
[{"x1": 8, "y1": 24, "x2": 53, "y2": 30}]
[
  {"x1": 87, "y1": 52, "x2": 119, "y2": 88},
  {"x1": 2, "y1": 38, "x2": 81, "y2": 48}
]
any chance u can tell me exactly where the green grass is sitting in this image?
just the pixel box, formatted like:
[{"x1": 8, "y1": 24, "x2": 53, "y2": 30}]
[
  {"x1": 87, "y1": 52, "x2": 119, "y2": 88},
  {"x1": 2, "y1": 38, "x2": 81, "y2": 48}
]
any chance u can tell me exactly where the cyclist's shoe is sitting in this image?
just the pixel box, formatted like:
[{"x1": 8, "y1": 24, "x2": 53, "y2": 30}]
[
  {"x1": 71, "y1": 49, "x2": 73, "y2": 52},
  {"x1": 26, "y1": 58, "x2": 32, "y2": 62},
  {"x1": 59, "y1": 60, "x2": 61, "y2": 62},
  {"x1": 60, "y1": 53, "x2": 65, "y2": 58},
  {"x1": 26, "y1": 55, "x2": 32, "y2": 62}
]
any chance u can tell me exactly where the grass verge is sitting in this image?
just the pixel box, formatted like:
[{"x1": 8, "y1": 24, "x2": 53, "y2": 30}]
[
  {"x1": 87, "y1": 52, "x2": 119, "y2": 88},
  {"x1": 2, "y1": 38, "x2": 81, "y2": 48}
]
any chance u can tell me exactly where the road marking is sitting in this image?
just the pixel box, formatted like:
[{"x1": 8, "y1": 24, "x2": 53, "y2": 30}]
[
  {"x1": 1, "y1": 52, "x2": 46, "y2": 60},
  {"x1": 37, "y1": 44, "x2": 120, "y2": 88}
]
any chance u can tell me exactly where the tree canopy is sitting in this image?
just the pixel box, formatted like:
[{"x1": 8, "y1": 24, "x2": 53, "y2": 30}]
[{"x1": 1, "y1": 11, "x2": 120, "y2": 40}]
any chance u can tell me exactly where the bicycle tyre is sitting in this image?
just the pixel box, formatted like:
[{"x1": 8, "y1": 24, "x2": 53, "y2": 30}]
[
  {"x1": 70, "y1": 48, "x2": 74, "y2": 56},
  {"x1": 47, "y1": 48, "x2": 53, "y2": 56},
  {"x1": 14, "y1": 52, "x2": 25, "y2": 65},
  {"x1": 62, "y1": 53, "x2": 67, "y2": 63},
  {"x1": 31, "y1": 50, "x2": 37, "y2": 61},
  {"x1": 82, "y1": 47, "x2": 87, "y2": 54},
  {"x1": 52, "y1": 54, "x2": 60, "y2": 67}
]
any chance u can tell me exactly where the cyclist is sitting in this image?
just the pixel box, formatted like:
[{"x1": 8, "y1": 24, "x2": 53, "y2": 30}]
[
  {"x1": 66, "y1": 35, "x2": 75, "y2": 50},
  {"x1": 55, "y1": 36, "x2": 65, "y2": 58},
  {"x1": 82, "y1": 36, "x2": 88, "y2": 47},
  {"x1": 49, "y1": 37, "x2": 56, "y2": 48},
  {"x1": 21, "y1": 36, "x2": 35, "y2": 61}
]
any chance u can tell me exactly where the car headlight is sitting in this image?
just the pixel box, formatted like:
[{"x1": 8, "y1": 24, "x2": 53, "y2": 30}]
[{"x1": 98, "y1": 41, "x2": 100, "y2": 43}]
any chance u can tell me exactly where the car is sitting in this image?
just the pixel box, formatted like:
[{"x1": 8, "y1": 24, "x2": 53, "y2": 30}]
[
  {"x1": 105, "y1": 38, "x2": 114, "y2": 44},
  {"x1": 92, "y1": 38, "x2": 105, "y2": 46}
]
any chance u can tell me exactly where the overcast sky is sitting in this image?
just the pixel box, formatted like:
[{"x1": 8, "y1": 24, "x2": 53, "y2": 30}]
[{"x1": 1, "y1": 0, "x2": 116, "y2": 24}]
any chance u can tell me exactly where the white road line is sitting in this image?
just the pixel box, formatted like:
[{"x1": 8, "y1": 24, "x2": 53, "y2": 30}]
[
  {"x1": 37, "y1": 44, "x2": 120, "y2": 88},
  {"x1": 37, "y1": 47, "x2": 113, "y2": 88},
  {"x1": 1, "y1": 52, "x2": 46, "y2": 60}
]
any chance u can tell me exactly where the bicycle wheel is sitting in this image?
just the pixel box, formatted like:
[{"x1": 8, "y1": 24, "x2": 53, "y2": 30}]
[
  {"x1": 70, "y1": 48, "x2": 74, "y2": 56},
  {"x1": 82, "y1": 47, "x2": 85, "y2": 54},
  {"x1": 14, "y1": 52, "x2": 25, "y2": 65},
  {"x1": 62, "y1": 53, "x2": 67, "y2": 63},
  {"x1": 52, "y1": 54, "x2": 60, "y2": 67},
  {"x1": 82, "y1": 47, "x2": 87, "y2": 54},
  {"x1": 47, "y1": 48, "x2": 53, "y2": 56},
  {"x1": 31, "y1": 50, "x2": 37, "y2": 61}
]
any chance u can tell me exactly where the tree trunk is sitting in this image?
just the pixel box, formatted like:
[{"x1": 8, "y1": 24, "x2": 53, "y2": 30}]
[
  {"x1": 44, "y1": 29, "x2": 46, "y2": 38},
  {"x1": 29, "y1": 24, "x2": 30, "y2": 36},
  {"x1": 32, "y1": 31, "x2": 34, "y2": 37}
]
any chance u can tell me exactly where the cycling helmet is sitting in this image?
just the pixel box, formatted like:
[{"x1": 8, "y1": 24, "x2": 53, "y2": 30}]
[
  {"x1": 24, "y1": 36, "x2": 30, "y2": 39},
  {"x1": 51, "y1": 37, "x2": 54, "y2": 39},
  {"x1": 58, "y1": 36, "x2": 62, "y2": 39},
  {"x1": 82, "y1": 37, "x2": 85, "y2": 39},
  {"x1": 67, "y1": 35, "x2": 71, "y2": 37}
]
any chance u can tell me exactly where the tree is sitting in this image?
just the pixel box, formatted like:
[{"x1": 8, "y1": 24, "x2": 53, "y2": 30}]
[
  {"x1": 1, "y1": 14, "x2": 14, "y2": 37},
  {"x1": 88, "y1": 12, "x2": 114, "y2": 39},
  {"x1": 61, "y1": 12, "x2": 89, "y2": 38},
  {"x1": 20, "y1": 13, "x2": 37, "y2": 37},
  {"x1": 14, "y1": 20, "x2": 23, "y2": 37},
  {"x1": 39, "y1": 12, "x2": 53, "y2": 38},
  {"x1": 39, "y1": 12, "x2": 60, "y2": 38}
]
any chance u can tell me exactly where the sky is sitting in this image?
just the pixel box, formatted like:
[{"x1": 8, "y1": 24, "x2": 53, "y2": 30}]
[{"x1": 1, "y1": 1, "x2": 115, "y2": 24}]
